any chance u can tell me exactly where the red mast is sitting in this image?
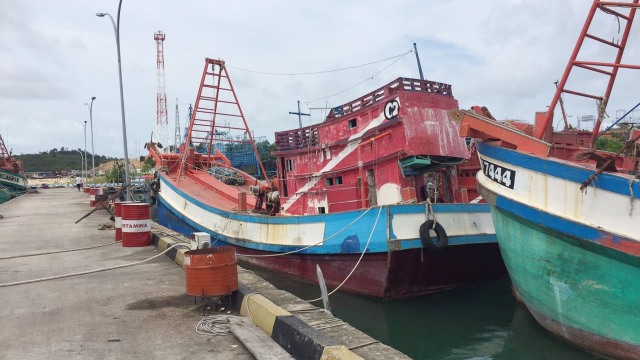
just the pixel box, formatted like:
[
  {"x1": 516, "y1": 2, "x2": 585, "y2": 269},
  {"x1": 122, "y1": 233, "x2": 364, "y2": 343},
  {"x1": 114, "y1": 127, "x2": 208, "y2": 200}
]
[{"x1": 538, "y1": 0, "x2": 640, "y2": 144}]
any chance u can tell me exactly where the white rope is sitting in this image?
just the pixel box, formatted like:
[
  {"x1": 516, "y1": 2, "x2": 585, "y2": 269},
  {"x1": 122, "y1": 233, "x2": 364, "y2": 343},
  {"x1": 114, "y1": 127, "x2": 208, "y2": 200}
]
[
  {"x1": 0, "y1": 243, "x2": 190, "y2": 288},
  {"x1": 195, "y1": 315, "x2": 240, "y2": 336},
  {"x1": 0, "y1": 242, "x2": 119, "y2": 261},
  {"x1": 237, "y1": 206, "x2": 374, "y2": 258},
  {"x1": 306, "y1": 206, "x2": 383, "y2": 302}
]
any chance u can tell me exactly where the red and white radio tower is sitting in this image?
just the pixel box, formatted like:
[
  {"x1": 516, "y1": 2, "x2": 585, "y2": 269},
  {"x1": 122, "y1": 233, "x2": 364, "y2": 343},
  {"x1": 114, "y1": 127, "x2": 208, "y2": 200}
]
[{"x1": 154, "y1": 31, "x2": 168, "y2": 150}]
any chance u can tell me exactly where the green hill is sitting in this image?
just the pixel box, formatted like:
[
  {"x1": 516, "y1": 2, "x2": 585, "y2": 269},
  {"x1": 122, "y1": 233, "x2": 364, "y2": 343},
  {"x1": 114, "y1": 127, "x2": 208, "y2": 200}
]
[{"x1": 14, "y1": 147, "x2": 117, "y2": 172}]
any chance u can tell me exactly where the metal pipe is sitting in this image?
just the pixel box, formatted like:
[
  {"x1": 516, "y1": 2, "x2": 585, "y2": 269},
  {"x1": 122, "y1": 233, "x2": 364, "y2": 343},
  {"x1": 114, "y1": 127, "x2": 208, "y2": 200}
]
[
  {"x1": 97, "y1": 0, "x2": 131, "y2": 199},
  {"x1": 83, "y1": 121, "x2": 88, "y2": 182},
  {"x1": 413, "y1": 43, "x2": 424, "y2": 81},
  {"x1": 75, "y1": 150, "x2": 84, "y2": 180},
  {"x1": 85, "y1": 97, "x2": 96, "y2": 183}
]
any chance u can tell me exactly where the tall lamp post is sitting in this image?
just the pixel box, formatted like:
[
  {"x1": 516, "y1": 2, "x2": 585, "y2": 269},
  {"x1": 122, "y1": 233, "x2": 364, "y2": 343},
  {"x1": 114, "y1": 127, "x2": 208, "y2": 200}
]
[
  {"x1": 83, "y1": 121, "x2": 88, "y2": 182},
  {"x1": 75, "y1": 149, "x2": 84, "y2": 182},
  {"x1": 97, "y1": 0, "x2": 131, "y2": 200},
  {"x1": 84, "y1": 97, "x2": 96, "y2": 184}
]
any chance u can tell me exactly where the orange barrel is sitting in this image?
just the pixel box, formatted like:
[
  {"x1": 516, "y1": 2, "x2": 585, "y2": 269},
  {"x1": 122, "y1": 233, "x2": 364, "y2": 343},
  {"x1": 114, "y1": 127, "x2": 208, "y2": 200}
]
[
  {"x1": 184, "y1": 246, "x2": 238, "y2": 296},
  {"x1": 114, "y1": 201, "x2": 135, "y2": 241},
  {"x1": 121, "y1": 203, "x2": 152, "y2": 247},
  {"x1": 83, "y1": 187, "x2": 90, "y2": 193}
]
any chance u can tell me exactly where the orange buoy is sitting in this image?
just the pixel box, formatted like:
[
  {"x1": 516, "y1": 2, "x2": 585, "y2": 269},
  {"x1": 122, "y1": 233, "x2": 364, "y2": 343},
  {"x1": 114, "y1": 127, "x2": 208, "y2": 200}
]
[
  {"x1": 184, "y1": 246, "x2": 238, "y2": 296},
  {"x1": 114, "y1": 201, "x2": 135, "y2": 241},
  {"x1": 121, "y1": 203, "x2": 151, "y2": 247}
]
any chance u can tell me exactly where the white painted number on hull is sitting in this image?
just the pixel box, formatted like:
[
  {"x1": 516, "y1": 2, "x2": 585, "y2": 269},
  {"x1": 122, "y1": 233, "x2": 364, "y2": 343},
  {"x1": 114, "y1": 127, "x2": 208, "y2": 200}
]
[{"x1": 482, "y1": 159, "x2": 515, "y2": 189}]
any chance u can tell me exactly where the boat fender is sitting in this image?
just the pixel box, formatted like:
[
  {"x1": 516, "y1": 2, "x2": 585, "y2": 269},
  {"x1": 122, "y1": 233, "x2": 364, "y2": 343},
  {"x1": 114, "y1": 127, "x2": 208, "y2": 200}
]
[
  {"x1": 150, "y1": 180, "x2": 160, "y2": 193},
  {"x1": 419, "y1": 220, "x2": 448, "y2": 251}
]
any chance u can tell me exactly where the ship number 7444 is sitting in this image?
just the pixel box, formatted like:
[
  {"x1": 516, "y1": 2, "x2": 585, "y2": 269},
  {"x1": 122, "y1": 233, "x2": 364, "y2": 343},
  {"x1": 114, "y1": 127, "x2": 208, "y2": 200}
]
[{"x1": 481, "y1": 159, "x2": 516, "y2": 189}]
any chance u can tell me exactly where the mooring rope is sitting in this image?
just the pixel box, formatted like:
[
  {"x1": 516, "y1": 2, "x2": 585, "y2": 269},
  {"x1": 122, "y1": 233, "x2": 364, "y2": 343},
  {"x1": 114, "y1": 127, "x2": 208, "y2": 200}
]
[
  {"x1": 0, "y1": 242, "x2": 119, "y2": 261},
  {"x1": 237, "y1": 206, "x2": 375, "y2": 258},
  {"x1": 195, "y1": 315, "x2": 239, "y2": 336},
  {"x1": 306, "y1": 205, "x2": 383, "y2": 302},
  {"x1": 0, "y1": 243, "x2": 190, "y2": 288}
]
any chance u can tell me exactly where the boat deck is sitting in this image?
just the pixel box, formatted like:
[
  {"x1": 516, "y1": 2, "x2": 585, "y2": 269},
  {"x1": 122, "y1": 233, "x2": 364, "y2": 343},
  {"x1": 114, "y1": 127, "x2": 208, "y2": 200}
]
[{"x1": 164, "y1": 169, "x2": 259, "y2": 213}]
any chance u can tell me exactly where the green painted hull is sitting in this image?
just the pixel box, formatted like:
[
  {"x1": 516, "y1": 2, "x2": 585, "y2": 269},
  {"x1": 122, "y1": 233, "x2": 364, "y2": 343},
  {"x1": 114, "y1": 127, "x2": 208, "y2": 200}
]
[
  {"x1": 492, "y1": 206, "x2": 640, "y2": 358},
  {"x1": 0, "y1": 168, "x2": 27, "y2": 204},
  {"x1": 0, "y1": 188, "x2": 12, "y2": 204}
]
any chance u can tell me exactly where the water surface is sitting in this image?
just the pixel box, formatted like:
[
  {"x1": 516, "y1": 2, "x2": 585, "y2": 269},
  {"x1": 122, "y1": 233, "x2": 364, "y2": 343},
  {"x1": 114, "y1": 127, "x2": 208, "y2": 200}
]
[{"x1": 247, "y1": 267, "x2": 597, "y2": 359}]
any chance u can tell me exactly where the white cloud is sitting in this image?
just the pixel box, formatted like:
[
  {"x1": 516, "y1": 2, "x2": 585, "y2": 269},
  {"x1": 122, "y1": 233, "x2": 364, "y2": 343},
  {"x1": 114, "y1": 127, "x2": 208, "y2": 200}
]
[{"x1": 2, "y1": 0, "x2": 639, "y2": 157}]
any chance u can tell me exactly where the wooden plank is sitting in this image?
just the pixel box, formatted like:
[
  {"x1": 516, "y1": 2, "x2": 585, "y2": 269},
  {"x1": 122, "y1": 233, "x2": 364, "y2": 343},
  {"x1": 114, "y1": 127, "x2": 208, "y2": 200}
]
[{"x1": 229, "y1": 317, "x2": 294, "y2": 360}]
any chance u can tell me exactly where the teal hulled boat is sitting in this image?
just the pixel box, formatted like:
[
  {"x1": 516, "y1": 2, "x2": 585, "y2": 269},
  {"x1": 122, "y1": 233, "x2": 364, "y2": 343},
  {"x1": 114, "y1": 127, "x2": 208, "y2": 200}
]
[
  {"x1": 453, "y1": 1, "x2": 640, "y2": 358},
  {"x1": 0, "y1": 134, "x2": 27, "y2": 204}
]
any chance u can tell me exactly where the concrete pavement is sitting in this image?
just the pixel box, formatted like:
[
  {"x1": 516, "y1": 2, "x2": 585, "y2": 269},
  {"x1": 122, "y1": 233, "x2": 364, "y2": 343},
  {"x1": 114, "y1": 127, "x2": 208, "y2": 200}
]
[{"x1": 0, "y1": 188, "x2": 252, "y2": 359}]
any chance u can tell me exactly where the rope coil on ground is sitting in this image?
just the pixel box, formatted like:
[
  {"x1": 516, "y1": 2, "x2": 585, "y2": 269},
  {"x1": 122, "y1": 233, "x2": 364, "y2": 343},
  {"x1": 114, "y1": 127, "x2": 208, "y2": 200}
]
[{"x1": 195, "y1": 315, "x2": 240, "y2": 336}]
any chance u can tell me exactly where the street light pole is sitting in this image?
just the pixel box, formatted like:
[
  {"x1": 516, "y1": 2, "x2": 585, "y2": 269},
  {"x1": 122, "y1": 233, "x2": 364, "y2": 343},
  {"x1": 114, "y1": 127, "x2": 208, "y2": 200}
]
[
  {"x1": 85, "y1": 97, "x2": 96, "y2": 184},
  {"x1": 83, "y1": 121, "x2": 88, "y2": 182},
  {"x1": 97, "y1": 0, "x2": 131, "y2": 200},
  {"x1": 75, "y1": 149, "x2": 84, "y2": 180}
]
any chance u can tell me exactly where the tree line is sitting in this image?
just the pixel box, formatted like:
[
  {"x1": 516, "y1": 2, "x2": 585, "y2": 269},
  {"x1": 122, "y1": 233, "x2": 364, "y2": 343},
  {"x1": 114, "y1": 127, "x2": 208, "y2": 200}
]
[{"x1": 14, "y1": 147, "x2": 116, "y2": 172}]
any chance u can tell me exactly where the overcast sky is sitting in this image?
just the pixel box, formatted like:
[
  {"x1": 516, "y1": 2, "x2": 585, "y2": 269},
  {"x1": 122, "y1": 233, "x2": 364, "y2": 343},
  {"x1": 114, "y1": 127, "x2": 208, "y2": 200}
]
[{"x1": 2, "y1": 1, "x2": 639, "y2": 158}]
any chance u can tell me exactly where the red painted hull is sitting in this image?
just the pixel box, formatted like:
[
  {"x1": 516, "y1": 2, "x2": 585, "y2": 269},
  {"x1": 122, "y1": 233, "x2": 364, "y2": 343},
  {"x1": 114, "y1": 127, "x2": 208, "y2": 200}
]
[{"x1": 234, "y1": 243, "x2": 506, "y2": 299}]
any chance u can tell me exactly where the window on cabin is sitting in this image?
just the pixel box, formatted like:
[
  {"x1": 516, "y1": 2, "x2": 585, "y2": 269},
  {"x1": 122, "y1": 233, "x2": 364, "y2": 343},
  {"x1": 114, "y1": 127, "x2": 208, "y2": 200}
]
[
  {"x1": 318, "y1": 207, "x2": 326, "y2": 214},
  {"x1": 335, "y1": 176, "x2": 343, "y2": 185},
  {"x1": 324, "y1": 148, "x2": 331, "y2": 160},
  {"x1": 285, "y1": 159, "x2": 294, "y2": 172},
  {"x1": 326, "y1": 178, "x2": 334, "y2": 186},
  {"x1": 348, "y1": 118, "x2": 357, "y2": 129}
]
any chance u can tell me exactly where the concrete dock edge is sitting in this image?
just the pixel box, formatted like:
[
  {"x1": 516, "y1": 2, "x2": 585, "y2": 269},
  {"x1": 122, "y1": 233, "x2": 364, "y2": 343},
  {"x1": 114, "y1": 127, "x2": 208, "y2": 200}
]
[{"x1": 151, "y1": 226, "x2": 408, "y2": 360}]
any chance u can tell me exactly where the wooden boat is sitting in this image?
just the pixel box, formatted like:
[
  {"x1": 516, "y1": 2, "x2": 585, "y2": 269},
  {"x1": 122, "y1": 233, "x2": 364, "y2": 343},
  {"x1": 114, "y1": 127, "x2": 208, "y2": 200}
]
[
  {"x1": 453, "y1": 1, "x2": 640, "y2": 358},
  {"x1": 148, "y1": 58, "x2": 505, "y2": 299},
  {"x1": 0, "y1": 133, "x2": 27, "y2": 204}
]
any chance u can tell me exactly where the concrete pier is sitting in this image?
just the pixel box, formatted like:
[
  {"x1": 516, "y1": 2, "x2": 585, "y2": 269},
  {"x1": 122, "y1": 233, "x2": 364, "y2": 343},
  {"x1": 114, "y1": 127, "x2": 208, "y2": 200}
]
[{"x1": 0, "y1": 188, "x2": 409, "y2": 359}]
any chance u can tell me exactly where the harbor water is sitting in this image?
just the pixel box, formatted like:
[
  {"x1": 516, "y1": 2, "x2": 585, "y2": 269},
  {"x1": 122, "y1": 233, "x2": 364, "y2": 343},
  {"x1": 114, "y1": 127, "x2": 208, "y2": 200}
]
[{"x1": 246, "y1": 266, "x2": 596, "y2": 359}]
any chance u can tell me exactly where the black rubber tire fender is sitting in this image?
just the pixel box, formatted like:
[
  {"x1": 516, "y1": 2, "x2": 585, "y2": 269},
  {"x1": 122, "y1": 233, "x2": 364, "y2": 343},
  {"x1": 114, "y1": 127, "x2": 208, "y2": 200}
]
[{"x1": 419, "y1": 220, "x2": 448, "y2": 251}]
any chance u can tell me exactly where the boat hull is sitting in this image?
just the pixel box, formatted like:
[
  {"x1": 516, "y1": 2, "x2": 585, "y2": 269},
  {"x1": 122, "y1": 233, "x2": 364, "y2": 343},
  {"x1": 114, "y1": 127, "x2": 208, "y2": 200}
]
[
  {"x1": 0, "y1": 168, "x2": 27, "y2": 204},
  {"x1": 476, "y1": 141, "x2": 640, "y2": 359},
  {"x1": 156, "y1": 174, "x2": 506, "y2": 299}
]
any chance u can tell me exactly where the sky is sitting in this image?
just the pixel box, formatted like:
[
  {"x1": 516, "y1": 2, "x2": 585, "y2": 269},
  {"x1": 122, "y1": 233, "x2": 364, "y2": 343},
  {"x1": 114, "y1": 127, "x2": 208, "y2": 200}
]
[{"x1": 1, "y1": 0, "x2": 639, "y2": 158}]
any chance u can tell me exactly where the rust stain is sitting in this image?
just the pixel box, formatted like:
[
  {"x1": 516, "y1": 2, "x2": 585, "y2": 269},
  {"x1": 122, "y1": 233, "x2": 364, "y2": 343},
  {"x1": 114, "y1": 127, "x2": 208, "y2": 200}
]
[{"x1": 596, "y1": 234, "x2": 640, "y2": 257}]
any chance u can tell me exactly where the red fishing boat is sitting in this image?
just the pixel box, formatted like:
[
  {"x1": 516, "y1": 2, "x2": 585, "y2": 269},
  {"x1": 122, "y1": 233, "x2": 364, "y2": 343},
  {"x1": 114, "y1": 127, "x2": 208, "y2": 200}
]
[{"x1": 148, "y1": 58, "x2": 505, "y2": 299}]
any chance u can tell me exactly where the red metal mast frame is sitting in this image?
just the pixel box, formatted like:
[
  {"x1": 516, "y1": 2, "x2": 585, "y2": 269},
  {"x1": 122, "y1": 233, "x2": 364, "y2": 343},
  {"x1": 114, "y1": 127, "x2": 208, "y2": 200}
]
[
  {"x1": 178, "y1": 58, "x2": 268, "y2": 180},
  {"x1": 538, "y1": 0, "x2": 640, "y2": 143}
]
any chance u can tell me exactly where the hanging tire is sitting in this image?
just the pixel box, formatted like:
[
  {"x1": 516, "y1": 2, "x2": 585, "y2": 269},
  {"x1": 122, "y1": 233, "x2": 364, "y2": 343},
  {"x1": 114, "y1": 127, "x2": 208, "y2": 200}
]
[{"x1": 419, "y1": 220, "x2": 448, "y2": 251}]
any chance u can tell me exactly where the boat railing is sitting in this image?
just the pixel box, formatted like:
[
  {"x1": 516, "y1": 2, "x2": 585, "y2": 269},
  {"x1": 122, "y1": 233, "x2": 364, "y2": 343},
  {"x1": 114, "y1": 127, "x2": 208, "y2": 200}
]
[
  {"x1": 328, "y1": 77, "x2": 453, "y2": 121},
  {"x1": 275, "y1": 126, "x2": 320, "y2": 151}
]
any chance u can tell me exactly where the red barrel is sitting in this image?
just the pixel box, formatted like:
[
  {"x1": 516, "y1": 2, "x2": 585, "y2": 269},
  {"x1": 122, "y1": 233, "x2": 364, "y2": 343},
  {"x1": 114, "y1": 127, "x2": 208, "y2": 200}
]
[
  {"x1": 184, "y1": 246, "x2": 238, "y2": 296},
  {"x1": 114, "y1": 201, "x2": 135, "y2": 241},
  {"x1": 88, "y1": 188, "x2": 97, "y2": 206},
  {"x1": 88, "y1": 188, "x2": 104, "y2": 206},
  {"x1": 121, "y1": 203, "x2": 151, "y2": 247}
]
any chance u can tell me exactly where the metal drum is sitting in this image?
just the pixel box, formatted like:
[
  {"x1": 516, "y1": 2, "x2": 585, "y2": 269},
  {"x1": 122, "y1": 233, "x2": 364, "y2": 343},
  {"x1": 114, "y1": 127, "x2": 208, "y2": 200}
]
[
  {"x1": 184, "y1": 246, "x2": 238, "y2": 296},
  {"x1": 114, "y1": 201, "x2": 135, "y2": 241},
  {"x1": 121, "y1": 203, "x2": 152, "y2": 247}
]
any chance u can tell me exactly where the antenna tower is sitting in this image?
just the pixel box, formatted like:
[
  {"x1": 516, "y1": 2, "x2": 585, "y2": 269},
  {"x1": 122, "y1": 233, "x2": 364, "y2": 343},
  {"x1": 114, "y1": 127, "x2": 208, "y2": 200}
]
[
  {"x1": 174, "y1": 98, "x2": 181, "y2": 152},
  {"x1": 154, "y1": 31, "x2": 169, "y2": 150}
]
